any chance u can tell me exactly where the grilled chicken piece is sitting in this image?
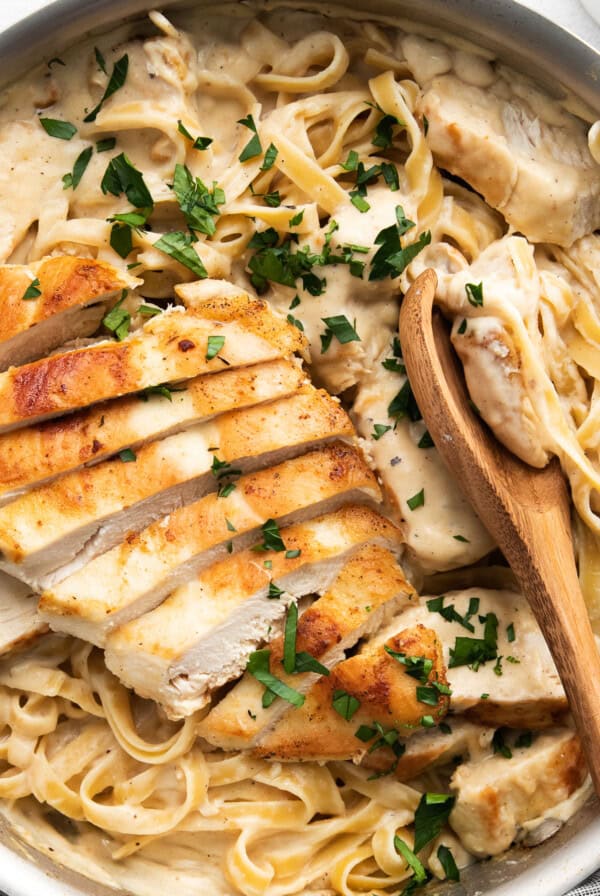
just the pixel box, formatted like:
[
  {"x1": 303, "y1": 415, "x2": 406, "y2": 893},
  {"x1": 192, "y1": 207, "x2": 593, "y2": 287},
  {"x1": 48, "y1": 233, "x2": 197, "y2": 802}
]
[
  {"x1": 0, "y1": 571, "x2": 46, "y2": 654},
  {"x1": 196, "y1": 544, "x2": 413, "y2": 736},
  {"x1": 371, "y1": 719, "x2": 495, "y2": 782},
  {"x1": 418, "y1": 73, "x2": 600, "y2": 246},
  {"x1": 39, "y1": 442, "x2": 380, "y2": 645},
  {"x1": 0, "y1": 293, "x2": 306, "y2": 433},
  {"x1": 106, "y1": 513, "x2": 405, "y2": 718},
  {"x1": 0, "y1": 256, "x2": 132, "y2": 371},
  {"x1": 449, "y1": 728, "x2": 587, "y2": 856},
  {"x1": 373, "y1": 588, "x2": 567, "y2": 728},
  {"x1": 353, "y1": 360, "x2": 494, "y2": 572},
  {"x1": 0, "y1": 359, "x2": 304, "y2": 505},
  {"x1": 0, "y1": 385, "x2": 352, "y2": 585},
  {"x1": 254, "y1": 624, "x2": 448, "y2": 762}
]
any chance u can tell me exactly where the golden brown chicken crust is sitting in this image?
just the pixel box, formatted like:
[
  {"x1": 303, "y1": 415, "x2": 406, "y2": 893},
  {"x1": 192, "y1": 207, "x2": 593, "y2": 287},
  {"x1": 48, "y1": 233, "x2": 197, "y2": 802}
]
[
  {"x1": 0, "y1": 359, "x2": 304, "y2": 498},
  {"x1": 256, "y1": 624, "x2": 448, "y2": 761},
  {"x1": 0, "y1": 256, "x2": 129, "y2": 342},
  {"x1": 0, "y1": 296, "x2": 306, "y2": 432}
]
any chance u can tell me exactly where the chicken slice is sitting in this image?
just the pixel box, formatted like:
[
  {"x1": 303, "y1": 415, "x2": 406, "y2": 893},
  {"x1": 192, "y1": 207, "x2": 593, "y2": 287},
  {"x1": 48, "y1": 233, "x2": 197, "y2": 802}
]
[
  {"x1": 373, "y1": 588, "x2": 567, "y2": 728},
  {"x1": 254, "y1": 624, "x2": 448, "y2": 762},
  {"x1": 0, "y1": 385, "x2": 352, "y2": 584},
  {"x1": 418, "y1": 73, "x2": 600, "y2": 246},
  {"x1": 196, "y1": 544, "x2": 413, "y2": 736},
  {"x1": 369, "y1": 719, "x2": 494, "y2": 782},
  {"x1": 106, "y1": 513, "x2": 405, "y2": 718},
  {"x1": 0, "y1": 358, "x2": 304, "y2": 505},
  {"x1": 38, "y1": 442, "x2": 381, "y2": 644},
  {"x1": 0, "y1": 256, "x2": 133, "y2": 371},
  {"x1": 449, "y1": 728, "x2": 587, "y2": 856},
  {"x1": 0, "y1": 292, "x2": 306, "y2": 433},
  {"x1": 0, "y1": 571, "x2": 46, "y2": 655},
  {"x1": 353, "y1": 359, "x2": 494, "y2": 572}
]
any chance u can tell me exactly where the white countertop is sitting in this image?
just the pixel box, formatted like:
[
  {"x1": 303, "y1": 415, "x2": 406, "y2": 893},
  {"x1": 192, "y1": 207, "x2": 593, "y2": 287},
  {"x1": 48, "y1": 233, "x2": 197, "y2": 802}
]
[{"x1": 1, "y1": 0, "x2": 600, "y2": 47}]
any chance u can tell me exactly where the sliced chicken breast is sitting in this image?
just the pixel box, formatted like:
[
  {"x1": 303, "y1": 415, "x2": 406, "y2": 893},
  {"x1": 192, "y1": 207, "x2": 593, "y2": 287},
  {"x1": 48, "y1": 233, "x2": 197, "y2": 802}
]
[
  {"x1": 353, "y1": 359, "x2": 494, "y2": 572},
  {"x1": 255, "y1": 624, "x2": 448, "y2": 762},
  {"x1": 0, "y1": 571, "x2": 46, "y2": 654},
  {"x1": 418, "y1": 73, "x2": 600, "y2": 246},
  {"x1": 449, "y1": 728, "x2": 586, "y2": 856},
  {"x1": 0, "y1": 385, "x2": 352, "y2": 584},
  {"x1": 39, "y1": 442, "x2": 381, "y2": 644},
  {"x1": 196, "y1": 544, "x2": 413, "y2": 737},
  {"x1": 371, "y1": 719, "x2": 495, "y2": 782},
  {"x1": 0, "y1": 293, "x2": 306, "y2": 433},
  {"x1": 0, "y1": 359, "x2": 304, "y2": 505},
  {"x1": 106, "y1": 514, "x2": 405, "y2": 718},
  {"x1": 0, "y1": 256, "x2": 133, "y2": 371},
  {"x1": 373, "y1": 588, "x2": 567, "y2": 728}
]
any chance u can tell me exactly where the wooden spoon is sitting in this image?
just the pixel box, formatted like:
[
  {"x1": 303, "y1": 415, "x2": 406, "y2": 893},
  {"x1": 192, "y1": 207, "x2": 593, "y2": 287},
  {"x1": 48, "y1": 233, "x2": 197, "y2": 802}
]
[{"x1": 400, "y1": 268, "x2": 600, "y2": 796}]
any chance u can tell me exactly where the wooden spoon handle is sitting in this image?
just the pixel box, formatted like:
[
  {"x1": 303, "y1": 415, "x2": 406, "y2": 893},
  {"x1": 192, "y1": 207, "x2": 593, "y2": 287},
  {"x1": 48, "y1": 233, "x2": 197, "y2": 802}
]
[{"x1": 400, "y1": 269, "x2": 600, "y2": 795}]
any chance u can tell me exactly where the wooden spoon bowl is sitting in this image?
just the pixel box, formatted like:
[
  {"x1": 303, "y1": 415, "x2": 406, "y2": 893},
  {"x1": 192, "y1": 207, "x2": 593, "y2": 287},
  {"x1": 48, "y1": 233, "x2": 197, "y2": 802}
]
[{"x1": 400, "y1": 268, "x2": 600, "y2": 796}]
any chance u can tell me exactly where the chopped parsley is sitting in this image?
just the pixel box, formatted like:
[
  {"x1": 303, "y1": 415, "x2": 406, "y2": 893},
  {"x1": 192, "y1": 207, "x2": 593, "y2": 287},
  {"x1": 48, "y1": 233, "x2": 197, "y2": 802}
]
[
  {"x1": 101, "y1": 152, "x2": 153, "y2": 211},
  {"x1": 177, "y1": 120, "x2": 213, "y2": 150},
  {"x1": 407, "y1": 488, "x2": 425, "y2": 511},
  {"x1": 332, "y1": 689, "x2": 361, "y2": 721},
  {"x1": 448, "y1": 612, "x2": 498, "y2": 669},
  {"x1": 94, "y1": 46, "x2": 107, "y2": 74},
  {"x1": 283, "y1": 602, "x2": 299, "y2": 674},
  {"x1": 172, "y1": 163, "x2": 225, "y2": 237},
  {"x1": 453, "y1": 534, "x2": 470, "y2": 543},
  {"x1": 457, "y1": 318, "x2": 467, "y2": 335},
  {"x1": 267, "y1": 582, "x2": 284, "y2": 599},
  {"x1": 261, "y1": 142, "x2": 278, "y2": 171},
  {"x1": 206, "y1": 335, "x2": 225, "y2": 360},
  {"x1": 507, "y1": 622, "x2": 516, "y2": 642},
  {"x1": 139, "y1": 383, "x2": 183, "y2": 402},
  {"x1": 394, "y1": 838, "x2": 427, "y2": 883},
  {"x1": 369, "y1": 205, "x2": 416, "y2": 281},
  {"x1": 289, "y1": 210, "x2": 304, "y2": 227},
  {"x1": 388, "y1": 379, "x2": 421, "y2": 423},
  {"x1": 238, "y1": 114, "x2": 262, "y2": 162},
  {"x1": 413, "y1": 792, "x2": 455, "y2": 852},
  {"x1": 320, "y1": 315, "x2": 360, "y2": 353},
  {"x1": 22, "y1": 278, "x2": 41, "y2": 301},
  {"x1": 426, "y1": 595, "x2": 480, "y2": 633},
  {"x1": 110, "y1": 223, "x2": 133, "y2": 259},
  {"x1": 39, "y1": 118, "x2": 77, "y2": 140},
  {"x1": 372, "y1": 423, "x2": 392, "y2": 440},
  {"x1": 118, "y1": 448, "x2": 136, "y2": 462},
  {"x1": 287, "y1": 314, "x2": 304, "y2": 332},
  {"x1": 84, "y1": 53, "x2": 129, "y2": 122},
  {"x1": 285, "y1": 549, "x2": 301, "y2": 559},
  {"x1": 355, "y1": 721, "x2": 406, "y2": 777},
  {"x1": 384, "y1": 647, "x2": 433, "y2": 683},
  {"x1": 246, "y1": 649, "x2": 304, "y2": 708},
  {"x1": 252, "y1": 518, "x2": 286, "y2": 553},
  {"x1": 437, "y1": 845, "x2": 460, "y2": 882},
  {"x1": 465, "y1": 281, "x2": 484, "y2": 307},
  {"x1": 102, "y1": 293, "x2": 130, "y2": 340},
  {"x1": 96, "y1": 137, "x2": 116, "y2": 153},
  {"x1": 372, "y1": 110, "x2": 404, "y2": 149},
  {"x1": 515, "y1": 731, "x2": 533, "y2": 749},
  {"x1": 62, "y1": 146, "x2": 93, "y2": 190},
  {"x1": 154, "y1": 232, "x2": 208, "y2": 278},
  {"x1": 416, "y1": 686, "x2": 439, "y2": 706}
]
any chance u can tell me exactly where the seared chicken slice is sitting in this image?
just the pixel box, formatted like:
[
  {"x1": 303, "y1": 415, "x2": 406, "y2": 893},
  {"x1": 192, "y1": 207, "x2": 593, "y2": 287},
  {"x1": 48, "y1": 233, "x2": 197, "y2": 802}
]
[
  {"x1": 353, "y1": 359, "x2": 494, "y2": 572},
  {"x1": 106, "y1": 512, "x2": 405, "y2": 718},
  {"x1": 0, "y1": 359, "x2": 304, "y2": 504},
  {"x1": 0, "y1": 571, "x2": 46, "y2": 654},
  {"x1": 0, "y1": 256, "x2": 132, "y2": 370},
  {"x1": 0, "y1": 385, "x2": 352, "y2": 584},
  {"x1": 255, "y1": 624, "x2": 448, "y2": 762},
  {"x1": 196, "y1": 544, "x2": 413, "y2": 736},
  {"x1": 0, "y1": 293, "x2": 306, "y2": 433},
  {"x1": 449, "y1": 728, "x2": 587, "y2": 857},
  {"x1": 373, "y1": 588, "x2": 567, "y2": 728},
  {"x1": 39, "y1": 442, "x2": 381, "y2": 644},
  {"x1": 370, "y1": 719, "x2": 495, "y2": 782},
  {"x1": 418, "y1": 73, "x2": 600, "y2": 246}
]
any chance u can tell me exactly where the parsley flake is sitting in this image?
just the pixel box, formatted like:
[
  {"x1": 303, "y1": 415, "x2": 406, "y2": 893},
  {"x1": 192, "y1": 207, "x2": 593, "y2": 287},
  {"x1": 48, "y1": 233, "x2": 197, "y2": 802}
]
[
  {"x1": 84, "y1": 53, "x2": 129, "y2": 122},
  {"x1": 246, "y1": 649, "x2": 304, "y2": 708},
  {"x1": 238, "y1": 114, "x2": 262, "y2": 162},
  {"x1": 154, "y1": 232, "x2": 208, "y2": 278},
  {"x1": 206, "y1": 335, "x2": 225, "y2": 360},
  {"x1": 177, "y1": 120, "x2": 213, "y2": 150},
  {"x1": 22, "y1": 278, "x2": 42, "y2": 301},
  {"x1": 39, "y1": 118, "x2": 77, "y2": 140},
  {"x1": 407, "y1": 488, "x2": 425, "y2": 511},
  {"x1": 119, "y1": 448, "x2": 136, "y2": 462},
  {"x1": 252, "y1": 518, "x2": 286, "y2": 553},
  {"x1": 63, "y1": 146, "x2": 93, "y2": 191},
  {"x1": 332, "y1": 689, "x2": 361, "y2": 721},
  {"x1": 465, "y1": 281, "x2": 484, "y2": 307}
]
